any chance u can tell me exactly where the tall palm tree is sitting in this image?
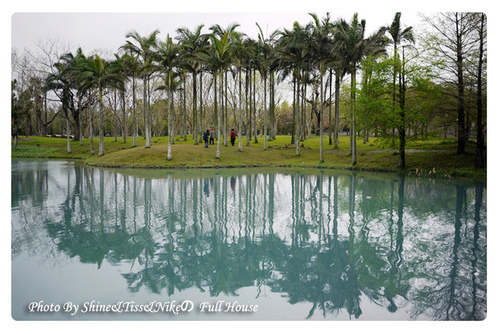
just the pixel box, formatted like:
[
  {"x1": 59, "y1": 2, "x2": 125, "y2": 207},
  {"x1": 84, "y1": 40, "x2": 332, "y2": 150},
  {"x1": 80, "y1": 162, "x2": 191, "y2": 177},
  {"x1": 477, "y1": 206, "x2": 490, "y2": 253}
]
[
  {"x1": 176, "y1": 24, "x2": 208, "y2": 145},
  {"x1": 256, "y1": 23, "x2": 281, "y2": 150},
  {"x1": 120, "y1": 50, "x2": 140, "y2": 147},
  {"x1": 122, "y1": 30, "x2": 160, "y2": 149},
  {"x1": 387, "y1": 12, "x2": 415, "y2": 168},
  {"x1": 334, "y1": 14, "x2": 387, "y2": 165},
  {"x1": 278, "y1": 22, "x2": 312, "y2": 156},
  {"x1": 78, "y1": 54, "x2": 121, "y2": 156},
  {"x1": 44, "y1": 54, "x2": 77, "y2": 154},
  {"x1": 201, "y1": 31, "x2": 233, "y2": 159},
  {"x1": 210, "y1": 23, "x2": 241, "y2": 147},
  {"x1": 156, "y1": 34, "x2": 180, "y2": 160},
  {"x1": 310, "y1": 13, "x2": 334, "y2": 163}
]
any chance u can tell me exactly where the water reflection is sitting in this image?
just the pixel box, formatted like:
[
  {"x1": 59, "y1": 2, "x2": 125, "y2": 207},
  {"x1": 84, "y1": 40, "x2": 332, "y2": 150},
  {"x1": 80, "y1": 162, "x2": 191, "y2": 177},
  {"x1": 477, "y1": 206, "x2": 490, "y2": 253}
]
[{"x1": 11, "y1": 160, "x2": 487, "y2": 320}]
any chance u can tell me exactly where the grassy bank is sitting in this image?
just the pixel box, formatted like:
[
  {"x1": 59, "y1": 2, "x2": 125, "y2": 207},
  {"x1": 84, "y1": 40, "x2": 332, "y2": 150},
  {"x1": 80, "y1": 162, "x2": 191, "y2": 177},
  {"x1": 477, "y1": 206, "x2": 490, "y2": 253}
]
[{"x1": 11, "y1": 135, "x2": 486, "y2": 179}]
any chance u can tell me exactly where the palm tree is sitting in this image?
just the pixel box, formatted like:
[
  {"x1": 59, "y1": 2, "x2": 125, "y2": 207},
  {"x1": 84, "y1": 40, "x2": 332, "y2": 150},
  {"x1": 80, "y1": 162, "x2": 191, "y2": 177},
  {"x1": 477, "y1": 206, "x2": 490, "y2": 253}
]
[
  {"x1": 123, "y1": 30, "x2": 160, "y2": 149},
  {"x1": 156, "y1": 34, "x2": 180, "y2": 160},
  {"x1": 310, "y1": 13, "x2": 334, "y2": 163},
  {"x1": 256, "y1": 23, "x2": 280, "y2": 150},
  {"x1": 78, "y1": 54, "x2": 120, "y2": 156},
  {"x1": 44, "y1": 54, "x2": 77, "y2": 154},
  {"x1": 334, "y1": 14, "x2": 387, "y2": 165},
  {"x1": 278, "y1": 22, "x2": 312, "y2": 156},
  {"x1": 387, "y1": 12, "x2": 415, "y2": 168},
  {"x1": 210, "y1": 23, "x2": 241, "y2": 147},
  {"x1": 201, "y1": 31, "x2": 233, "y2": 159},
  {"x1": 176, "y1": 24, "x2": 209, "y2": 145},
  {"x1": 120, "y1": 50, "x2": 140, "y2": 147}
]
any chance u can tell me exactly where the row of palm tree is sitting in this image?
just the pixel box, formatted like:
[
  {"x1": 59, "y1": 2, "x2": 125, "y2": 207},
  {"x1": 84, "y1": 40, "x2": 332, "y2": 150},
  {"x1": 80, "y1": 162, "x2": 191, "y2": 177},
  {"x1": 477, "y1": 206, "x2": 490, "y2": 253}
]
[{"x1": 43, "y1": 12, "x2": 412, "y2": 164}]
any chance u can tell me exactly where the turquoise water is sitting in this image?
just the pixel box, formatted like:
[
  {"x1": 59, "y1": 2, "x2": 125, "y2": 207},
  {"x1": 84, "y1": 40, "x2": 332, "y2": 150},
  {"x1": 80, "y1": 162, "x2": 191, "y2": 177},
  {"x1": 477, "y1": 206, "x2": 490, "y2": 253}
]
[{"x1": 11, "y1": 160, "x2": 486, "y2": 320}]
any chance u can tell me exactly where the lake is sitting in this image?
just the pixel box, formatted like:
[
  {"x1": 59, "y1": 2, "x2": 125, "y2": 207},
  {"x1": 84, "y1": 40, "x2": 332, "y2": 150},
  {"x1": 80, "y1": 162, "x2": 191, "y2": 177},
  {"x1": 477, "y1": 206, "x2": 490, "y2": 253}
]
[{"x1": 11, "y1": 160, "x2": 486, "y2": 320}]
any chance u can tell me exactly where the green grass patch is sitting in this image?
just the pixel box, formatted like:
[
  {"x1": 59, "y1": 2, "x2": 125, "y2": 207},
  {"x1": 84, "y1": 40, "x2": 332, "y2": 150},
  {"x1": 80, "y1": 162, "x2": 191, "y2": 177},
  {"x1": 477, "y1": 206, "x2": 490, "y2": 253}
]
[{"x1": 12, "y1": 135, "x2": 486, "y2": 179}]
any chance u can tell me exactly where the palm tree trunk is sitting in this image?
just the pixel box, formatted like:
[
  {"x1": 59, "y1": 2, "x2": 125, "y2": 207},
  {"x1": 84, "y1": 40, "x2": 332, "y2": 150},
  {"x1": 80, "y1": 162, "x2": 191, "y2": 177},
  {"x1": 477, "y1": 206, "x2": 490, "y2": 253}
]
[
  {"x1": 328, "y1": 69, "x2": 333, "y2": 146},
  {"x1": 253, "y1": 69, "x2": 258, "y2": 143},
  {"x1": 193, "y1": 71, "x2": 198, "y2": 145},
  {"x1": 144, "y1": 74, "x2": 150, "y2": 148},
  {"x1": 66, "y1": 108, "x2": 71, "y2": 154},
  {"x1": 238, "y1": 67, "x2": 243, "y2": 152},
  {"x1": 167, "y1": 89, "x2": 172, "y2": 160},
  {"x1": 89, "y1": 90, "x2": 94, "y2": 155},
  {"x1": 334, "y1": 71, "x2": 340, "y2": 149},
  {"x1": 223, "y1": 71, "x2": 227, "y2": 146},
  {"x1": 98, "y1": 84, "x2": 104, "y2": 156},
  {"x1": 113, "y1": 89, "x2": 118, "y2": 142},
  {"x1": 295, "y1": 71, "x2": 300, "y2": 156},
  {"x1": 246, "y1": 68, "x2": 250, "y2": 146},
  {"x1": 320, "y1": 72, "x2": 324, "y2": 163},
  {"x1": 132, "y1": 76, "x2": 137, "y2": 147},
  {"x1": 351, "y1": 70, "x2": 357, "y2": 166},
  {"x1": 78, "y1": 98, "x2": 83, "y2": 145},
  {"x1": 122, "y1": 89, "x2": 127, "y2": 143},
  {"x1": 263, "y1": 73, "x2": 268, "y2": 150},
  {"x1": 215, "y1": 72, "x2": 221, "y2": 159}
]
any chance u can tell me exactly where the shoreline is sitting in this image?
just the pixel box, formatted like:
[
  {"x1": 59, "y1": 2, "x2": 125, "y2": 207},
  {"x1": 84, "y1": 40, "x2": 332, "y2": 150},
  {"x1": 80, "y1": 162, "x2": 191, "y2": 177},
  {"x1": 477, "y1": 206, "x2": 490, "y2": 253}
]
[{"x1": 11, "y1": 135, "x2": 486, "y2": 180}]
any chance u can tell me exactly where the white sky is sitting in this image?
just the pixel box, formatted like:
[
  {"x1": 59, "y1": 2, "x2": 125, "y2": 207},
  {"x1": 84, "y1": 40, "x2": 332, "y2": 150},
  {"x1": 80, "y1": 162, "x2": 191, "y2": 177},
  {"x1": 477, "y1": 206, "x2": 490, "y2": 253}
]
[{"x1": 9, "y1": 2, "x2": 436, "y2": 57}]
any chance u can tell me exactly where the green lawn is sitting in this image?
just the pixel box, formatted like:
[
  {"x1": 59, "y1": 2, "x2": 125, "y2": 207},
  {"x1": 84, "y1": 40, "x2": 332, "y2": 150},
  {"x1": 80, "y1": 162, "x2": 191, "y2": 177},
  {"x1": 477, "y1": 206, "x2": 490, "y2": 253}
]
[{"x1": 11, "y1": 135, "x2": 485, "y2": 179}]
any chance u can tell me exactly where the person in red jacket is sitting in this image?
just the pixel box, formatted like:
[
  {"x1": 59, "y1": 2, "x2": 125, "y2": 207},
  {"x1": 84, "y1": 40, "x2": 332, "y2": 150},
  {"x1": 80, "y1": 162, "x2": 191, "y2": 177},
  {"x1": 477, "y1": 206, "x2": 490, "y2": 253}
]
[{"x1": 230, "y1": 129, "x2": 236, "y2": 146}]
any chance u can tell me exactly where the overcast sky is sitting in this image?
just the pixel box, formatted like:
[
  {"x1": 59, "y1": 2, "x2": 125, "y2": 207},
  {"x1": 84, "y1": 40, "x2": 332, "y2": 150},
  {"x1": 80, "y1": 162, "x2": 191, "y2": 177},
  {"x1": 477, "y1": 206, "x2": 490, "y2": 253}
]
[{"x1": 9, "y1": 3, "x2": 430, "y2": 57}]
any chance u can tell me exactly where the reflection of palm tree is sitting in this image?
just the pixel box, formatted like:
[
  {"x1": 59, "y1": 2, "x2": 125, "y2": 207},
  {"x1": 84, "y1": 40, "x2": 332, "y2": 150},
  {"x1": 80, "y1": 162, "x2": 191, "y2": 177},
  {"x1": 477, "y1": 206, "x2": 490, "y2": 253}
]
[{"x1": 24, "y1": 166, "x2": 486, "y2": 320}]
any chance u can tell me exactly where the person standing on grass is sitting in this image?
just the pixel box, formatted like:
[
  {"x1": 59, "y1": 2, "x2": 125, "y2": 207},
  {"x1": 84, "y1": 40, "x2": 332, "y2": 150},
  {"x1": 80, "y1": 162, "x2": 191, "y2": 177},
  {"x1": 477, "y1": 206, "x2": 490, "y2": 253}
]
[
  {"x1": 230, "y1": 129, "x2": 236, "y2": 146},
  {"x1": 203, "y1": 130, "x2": 210, "y2": 148},
  {"x1": 210, "y1": 128, "x2": 215, "y2": 145}
]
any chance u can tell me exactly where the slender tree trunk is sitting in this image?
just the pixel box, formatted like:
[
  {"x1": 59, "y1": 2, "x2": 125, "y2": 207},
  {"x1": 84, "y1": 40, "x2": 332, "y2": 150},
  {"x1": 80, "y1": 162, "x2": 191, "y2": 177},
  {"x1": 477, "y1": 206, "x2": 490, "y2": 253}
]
[
  {"x1": 183, "y1": 73, "x2": 187, "y2": 141},
  {"x1": 167, "y1": 88, "x2": 172, "y2": 160},
  {"x1": 270, "y1": 70, "x2": 276, "y2": 140},
  {"x1": 328, "y1": 69, "x2": 333, "y2": 146},
  {"x1": 295, "y1": 71, "x2": 300, "y2": 156},
  {"x1": 263, "y1": 73, "x2": 268, "y2": 150},
  {"x1": 320, "y1": 71, "x2": 324, "y2": 163},
  {"x1": 292, "y1": 76, "x2": 296, "y2": 144},
  {"x1": 351, "y1": 70, "x2": 357, "y2": 165},
  {"x1": 98, "y1": 84, "x2": 104, "y2": 156},
  {"x1": 456, "y1": 14, "x2": 466, "y2": 155},
  {"x1": 246, "y1": 68, "x2": 251, "y2": 146},
  {"x1": 113, "y1": 89, "x2": 117, "y2": 142},
  {"x1": 132, "y1": 76, "x2": 137, "y2": 147},
  {"x1": 215, "y1": 72, "x2": 221, "y2": 159},
  {"x1": 89, "y1": 90, "x2": 94, "y2": 155},
  {"x1": 78, "y1": 97, "x2": 83, "y2": 145},
  {"x1": 193, "y1": 71, "x2": 198, "y2": 145},
  {"x1": 66, "y1": 108, "x2": 71, "y2": 154},
  {"x1": 398, "y1": 58, "x2": 406, "y2": 168},
  {"x1": 223, "y1": 70, "x2": 228, "y2": 146},
  {"x1": 238, "y1": 67, "x2": 243, "y2": 152},
  {"x1": 122, "y1": 89, "x2": 127, "y2": 143},
  {"x1": 334, "y1": 72, "x2": 340, "y2": 149},
  {"x1": 253, "y1": 69, "x2": 258, "y2": 143},
  {"x1": 198, "y1": 72, "x2": 201, "y2": 143},
  {"x1": 475, "y1": 13, "x2": 485, "y2": 168},
  {"x1": 144, "y1": 75, "x2": 151, "y2": 148}
]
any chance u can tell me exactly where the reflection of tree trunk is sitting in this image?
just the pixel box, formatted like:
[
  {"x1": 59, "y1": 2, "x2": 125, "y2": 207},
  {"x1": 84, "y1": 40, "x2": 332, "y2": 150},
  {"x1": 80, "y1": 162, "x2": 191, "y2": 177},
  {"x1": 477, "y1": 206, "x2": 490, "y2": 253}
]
[
  {"x1": 446, "y1": 185, "x2": 466, "y2": 319},
  {"x1": 471, "y1": 181, "x2": 484, "y2": 319},
  {"x1": 268, "y1": 174, "x2": 275, "y2": 234},
  {"x1": 396, "y1": 174, "x2": 405, "y2": 268}
]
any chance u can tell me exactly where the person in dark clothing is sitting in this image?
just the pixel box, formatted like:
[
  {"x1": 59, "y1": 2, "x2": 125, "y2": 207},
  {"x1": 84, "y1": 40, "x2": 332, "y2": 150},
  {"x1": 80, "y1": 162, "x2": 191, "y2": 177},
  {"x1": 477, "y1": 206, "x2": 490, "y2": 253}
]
[
  {"x1": 203, "y1": 130, "x2": 209, "y2": 148},
  {"x1": 209, "y1": 128, "x2": 215, "y2": 145},
  {"x1": 230, "y1": 129, "x2": 236, "y2": 146}
]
